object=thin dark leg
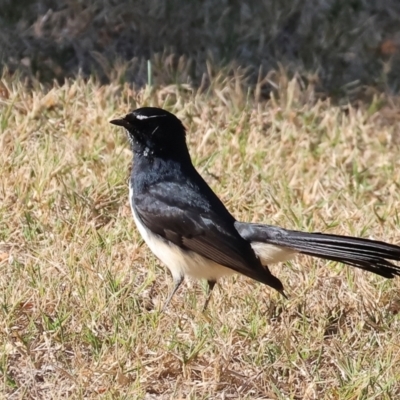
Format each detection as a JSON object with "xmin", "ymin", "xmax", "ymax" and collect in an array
[
  {"xmin": 202, "ymin": 280, "xmax": 217, "ymax": 312},
  {"xmin": 162, "ymin": 276, "xmax": 183, "ymax": 311}
]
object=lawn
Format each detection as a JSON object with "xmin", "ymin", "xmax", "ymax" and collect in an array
[{"xmin": 1, "ymin": 68, "xmax": 400, "ymax": 398}]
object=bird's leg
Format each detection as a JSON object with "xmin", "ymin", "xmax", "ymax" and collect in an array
[
  {"xmin": 202, "ymin": 280, "xmax": 217, "ymax": 312},
  {"xmin": 162, "ymin": 276, "xmax": 183, "ymax": 311}
]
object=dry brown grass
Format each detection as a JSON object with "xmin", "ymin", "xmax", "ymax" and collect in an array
[{"xmin": 1, "ymin": 69, "xmax": 400, "ymax": 399}]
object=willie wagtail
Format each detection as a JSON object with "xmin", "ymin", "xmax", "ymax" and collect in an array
[{"xmin": 110, "ymin": 107, "xmax": 400, "ymax": 310}]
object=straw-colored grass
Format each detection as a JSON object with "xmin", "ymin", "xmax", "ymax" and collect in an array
[{"xmin": 1, "ymin": 70, "xmax": 400, "ymax": 398}]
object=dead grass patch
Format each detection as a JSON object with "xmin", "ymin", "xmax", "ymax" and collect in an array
[{"xmin": 1, "ymin": 70, "xmax": 400, "ymax": 398}]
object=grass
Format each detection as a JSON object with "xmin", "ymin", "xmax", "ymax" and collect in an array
[{"xmin": 1, "ymin": 69, "xmax": 400, "ymax": 399}]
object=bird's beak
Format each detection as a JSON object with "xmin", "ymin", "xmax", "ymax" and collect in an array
[{"xmin": 109, "ymin": 118, "xmax": 132, "ymax": 129}]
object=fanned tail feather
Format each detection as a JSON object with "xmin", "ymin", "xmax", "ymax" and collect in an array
[{"xmin": 236, "ymin": 222, "xmax": 400, "ymax": 278}]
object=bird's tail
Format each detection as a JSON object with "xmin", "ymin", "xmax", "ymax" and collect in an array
[{"xmin": 235, "ymin": 222, "xmax": 400, "ymax": 278}]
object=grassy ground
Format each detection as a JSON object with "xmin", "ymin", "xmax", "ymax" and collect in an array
[{"xmin": 1, "ymin": 69, "xmax": 400, "ymax": 399}]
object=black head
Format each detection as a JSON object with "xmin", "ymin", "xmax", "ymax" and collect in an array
[{"xmin": 110, "ymin": 107, "xmax": 189, "ymax": 160}]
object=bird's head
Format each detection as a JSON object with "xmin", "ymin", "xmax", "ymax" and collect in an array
[{"xmin": 110, "ymin": 107, "xmax": 188, "ymax": 160}]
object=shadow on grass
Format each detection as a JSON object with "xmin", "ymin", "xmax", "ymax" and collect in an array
[{"xmin": 1, "ymin": 0, "xmax": 400, "ymax": 98}]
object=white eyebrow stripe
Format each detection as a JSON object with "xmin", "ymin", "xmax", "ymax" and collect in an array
[{"xmin": 135, "ymin": 114, "xmax": 168, "ymax": 120}]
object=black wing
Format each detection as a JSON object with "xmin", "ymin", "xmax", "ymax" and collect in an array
[{"xmin": 133, "ymin": 182, "xmax": 277, "ymax": 285}]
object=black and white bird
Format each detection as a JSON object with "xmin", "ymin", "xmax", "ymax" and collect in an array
[{"xmin": 110, "ymin": 107, "xmax": 400, "ymax": 310}]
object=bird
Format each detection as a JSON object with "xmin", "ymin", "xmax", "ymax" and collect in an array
[{"xmin": 110, "ymin": 107, "xmax": 400, "ymax": 310}]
